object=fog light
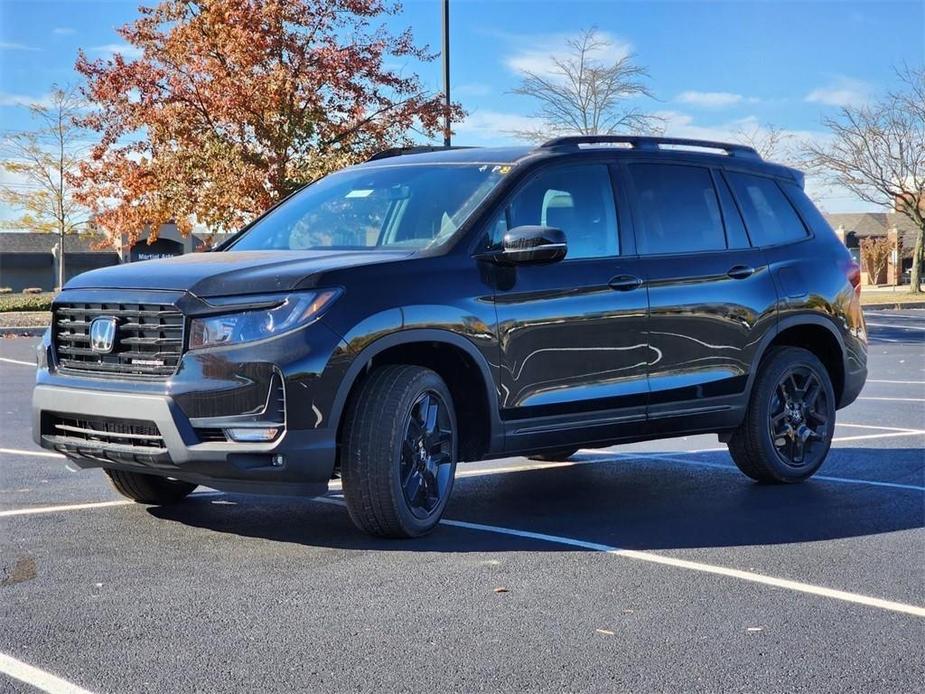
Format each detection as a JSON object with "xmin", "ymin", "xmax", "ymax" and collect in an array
[
  {"xmin": 272, "ymin": 454, "xmax": 285, "ymax": 468},
  {"xmin": 225, "ymin": 427, "xmax": 281, "ymax": 442}
]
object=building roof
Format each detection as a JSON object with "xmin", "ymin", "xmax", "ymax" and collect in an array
[
  {"xmin": 824, "ymin": 212, "xmax": 920, "ymax": 254},
  {"xmin": 0, "ymin": 232, "xmax": 117, "ymax": 254}
]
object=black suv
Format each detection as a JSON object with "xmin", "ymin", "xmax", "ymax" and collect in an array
[{"xmin": 33, "ymin": 136, "xmax": 867, "ymax": 537}]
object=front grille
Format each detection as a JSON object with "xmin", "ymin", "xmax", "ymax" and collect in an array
[
  {"xmin": 42, "ymin": 413, "xmax": 169, "ymax": 465},
  {"xmin": 54, "ymin": 301, "xmax": 184, "ymax": 378}
]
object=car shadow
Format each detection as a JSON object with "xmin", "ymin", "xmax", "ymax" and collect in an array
[{"xmin": 147, "ymin": 446, "xmax": 924, "ymax": 552}]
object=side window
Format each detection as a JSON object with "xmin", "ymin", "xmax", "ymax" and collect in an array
[
  {"xmin": 489, "ymin": 164, "xmax": 619, "ymax": 259},
  {"xmin": 780, "ymin": 181, "xmax": 832, "ymax": 236},
  {"xmin": 628, "ymin": 164, "xmax": 727, "ymax": 255},
  {"xmin": 726, "ymin": 172, "xmax": 809, "ymax": 246},
  {"xmin": 714, "ymin": 172, "xmax": 751, "ymax": 249}
]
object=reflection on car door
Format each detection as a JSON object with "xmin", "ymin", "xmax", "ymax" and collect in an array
[
  {"xmin": 487, "ymin": 162, "xmax": 651, "ymax": 452},
  {"xmin": 620, "ymin": 161, "xmax": 779, "ymax": 433}
]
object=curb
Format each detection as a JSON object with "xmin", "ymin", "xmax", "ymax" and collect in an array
[{"xmin": 0, "ymin": 326, "xmax": 46, "ymax": 337}]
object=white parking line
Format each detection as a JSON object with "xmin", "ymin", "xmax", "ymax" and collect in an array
[
  {"xmin": 312, "ymin": 497, "xmax": 925, "ymax": 618},
  {"xmin": 0, "ymin": 500, "xmax": 133, "ymax": 517},
  {"xmin": 0, "ymin": 356, "xmax": 34, "ymax": 367},
  {"xmin": 867, "ymin": 379, "xmax": 925, "ymax": 385},
  {"xmin": 857, "ymin": 396, "xmax": 925, "ymax": 403},
  {"xmin": 866, "ymin": 322, "xmax": 925, "ymax": 331},
  {"xmin": 835, "ymin": 422, "xmax": 924, "ymax": 432},
  {"xmin": 580, "ymin": 451, "xmax": 925, "ymax": 492},
  {"xmin": 0, "ymin": 447, "xmax": 64, "ymax": 459},
  {"xmin": 0, "ymin": 651, "xmax": 94, "ymax": 694}
]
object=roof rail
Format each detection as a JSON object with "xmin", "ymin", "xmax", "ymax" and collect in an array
[
  {"xmin": 539, "ymin": 135, "xmax": 761, "ymax": 160},
  {"xmin": 366, "ymin": 145, "xmax": 478, "ymax": 162}
]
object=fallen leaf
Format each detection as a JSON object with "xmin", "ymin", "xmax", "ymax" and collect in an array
[
  {"xmin": 493, "ymin": 587, "xmax": 509, "ymax": 593},
  {"xmin": 596, "ymin": 629, "xmax": 615, "ymax": 636}
]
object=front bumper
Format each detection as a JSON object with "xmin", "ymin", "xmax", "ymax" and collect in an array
[{"xmin": 33, "ymin": 384, "xmax": 333, "ymax": 496}]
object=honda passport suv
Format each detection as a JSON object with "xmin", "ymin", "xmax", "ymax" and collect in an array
[{"xmin": 32, "ymin": 136, "xmax": 867, "ymax": 537}]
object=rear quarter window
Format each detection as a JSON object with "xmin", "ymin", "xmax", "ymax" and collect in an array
[{"xmin": 726, "ymin": 171, "xmax": 809, "ymax": 247}]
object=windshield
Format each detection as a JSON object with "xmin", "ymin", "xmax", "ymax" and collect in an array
[{"xmin": 230, "ymin": 163, "xmax": 510, "ymax": 251}]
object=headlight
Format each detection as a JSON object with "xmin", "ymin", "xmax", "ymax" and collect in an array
[{"xmin": 189, "ymin": 290, "xmax": 340, "ymax": 350}]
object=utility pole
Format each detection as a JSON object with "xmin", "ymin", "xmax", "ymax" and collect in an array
[{"xmin": 442, "ymin": 0, "xmax": 451, "ymax": 147}]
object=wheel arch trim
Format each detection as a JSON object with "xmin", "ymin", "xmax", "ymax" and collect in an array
[{"xmin": 328, "ymin": 328, "xmax": 504, "ymax": 452}]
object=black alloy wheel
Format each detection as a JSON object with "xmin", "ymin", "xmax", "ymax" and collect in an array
[
  {"xmin": 768, "ymin": 365, "xmax": 832, "ymax": 469},
  {"xmin": 400, "ymin": 390, "xmax": 455, "ymax": 519}
]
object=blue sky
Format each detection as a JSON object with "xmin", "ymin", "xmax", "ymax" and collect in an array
[{"xmin": 1, "ymin": 0, "xmax": 924, "ymax": 213}]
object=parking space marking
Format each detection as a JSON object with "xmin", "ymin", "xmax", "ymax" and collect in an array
[
  {"xmin": 835, "ymin": 423, "xmax": 924, "ymax": 432},
  {"xmin": 866, "ymin": 322, "xmax": 925, "ymax": 331},
  {"xmin": 0, "ymin": 651, "xmax": 94, "ymax": 694},
  {"xmin": 857, "ymin": 396, "xmax": 925, "ymax": 403},
  {"xmin": 581, "ymin": 451, "xmax": 925, "ymax": 492},
  {"xmin": 0, "ymin": 492, "xmax": 222, "ymax": 518},
  {"xmin": 311, "ymin": 497, "xmax": 925, "ymax": 618},
  {"xmin": 0, "ymin": 357, "xmax": 34, "ymax": 367},
  {"xmin": 867, "ymin": 379, "xmax": 925, "ymax": 385},
  {"xmin": 0, "ymin": 447, "xmax": 65, "ymax": 459}
]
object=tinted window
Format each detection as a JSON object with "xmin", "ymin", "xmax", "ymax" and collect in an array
[
  {"xmin": 232, "ymin": 165, "xmax": 506, "ymax": 251},
  {"xmin": 489, "ymin": 164, "xmax": 619, "ymax": 259},
  {"xmin": 727, "ymin": 172, "xmax": 808, "ymax": 246},
  {"xmin": 781, "ymin": 181, "xmax": 832, "ymax": 236},
  {"xmin": 715, "ymin": 173, "xmax": 751, "ymax": 248},
  {"xmin": 628, "ymin": 164, "xmax": 726, "ymax": 254}
]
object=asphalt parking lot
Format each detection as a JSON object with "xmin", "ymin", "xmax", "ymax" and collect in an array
[{"xmin": 1, "ymin": 310, "xmax": 923, "ymax": 693}]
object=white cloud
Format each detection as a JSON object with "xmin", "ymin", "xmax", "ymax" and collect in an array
[
  {"xmin": 91, "ymin": 43, "xmax": 144, "ymax": 60},
  {"xmin": 453, "ymin": 109, "xmax": 544, "ymax": 145},
  {"xmin": 805, "ymin": 77, "xmax": 873, "ymax": 108},
  {"xmin": 455, "ymin": 83, "xmax": 493, "ymax": 97},
  {"xmin": 504, "ymin": 31, "xmax": 633, "ymax": 78},
  {"xmin": 52, "ymin": 27, "xmax": 76, "ymax": 36},
  {"xmin": 0, "ymin": 41, "xmax": 39, "ymax": 51},
  {"xmin": 0, "ymin": 92, "xmax": 55, "ymax": 108},
  {"xmin": 655, "ymin": 110, "xmax": 879, "ymax": 212},
  {"xmin": 676, "ymin": 91, "xmax": 756, "ymax": 108}
]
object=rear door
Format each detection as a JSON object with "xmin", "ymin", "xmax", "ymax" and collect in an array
[
  {"xmin": 619, "ymin": 160, "xmax": 779, "ymax": 432},
  {"xmin": 486, "ymin": 161, "xmax": 651, "ymax": 452}
]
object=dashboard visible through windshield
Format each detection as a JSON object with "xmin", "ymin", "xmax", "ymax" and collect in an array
[{"xmin": 230, "ymin": 163, "xmax": 511, "ymax": 252}]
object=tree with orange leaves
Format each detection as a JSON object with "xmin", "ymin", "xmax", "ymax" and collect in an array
[{"xmin": 75, "ymin": 0, "xmax": 462, "ymax": 244}]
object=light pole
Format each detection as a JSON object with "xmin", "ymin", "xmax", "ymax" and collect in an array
[{"xmin": 442, "ymin": 0, "xmax": 451, "ymax": 147}]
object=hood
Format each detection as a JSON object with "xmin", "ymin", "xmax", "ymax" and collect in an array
[{"xmin": 63, "ymin": 249, "xmax": 414, "ymax": 298}]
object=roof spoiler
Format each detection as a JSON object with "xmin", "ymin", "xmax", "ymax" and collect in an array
[
  {"xmin": 366, "ymin": 145, "xmax": 479, "ymax": 162},
  {"xmin": 539, "ymin": 135, "xmax": 762, "ymax": 160}
]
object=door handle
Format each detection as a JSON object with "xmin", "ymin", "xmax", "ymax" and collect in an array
[
  {"xmin": 727, "ymin": 265, "xmax": 755, "ymax": 280},
  {"xmin": 609, "ymin": 274, "xmax": 644, "ymax": 291}
]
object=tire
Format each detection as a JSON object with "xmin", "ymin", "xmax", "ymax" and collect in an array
[
  {"xmin": 341, "ymin": 365, "xmax": 458, "ymax": 538},
  {"xmin": 105, "ymin": 469, "xmax": 197, "ymax": 504},
  {"xmin": 728, "ymin": 347, "xmax": 836, "ymax": 483},
  {"xmin": 528, "ymin": 448, "xmax": 579, "ymax": 462}
]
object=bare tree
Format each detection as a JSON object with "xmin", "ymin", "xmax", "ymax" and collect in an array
[
  {"xmin": 733, "ymin": 122, "xmax": 794, "ymax": 163},
  {"xmin": 0, "ymin": 86, "xmax": 92, "ymax": 290},
  {"xmin": 509, "ymin": 28, "xmax": 660, "ymax": 142},
  {"xmin": 803, "ymin": 65, "xmax": 925, "ymax": 293}
]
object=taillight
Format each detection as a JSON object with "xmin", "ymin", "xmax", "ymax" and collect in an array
[{"xmin": 847, "ymin": 261, "xmax": 861, "ymax": 296}]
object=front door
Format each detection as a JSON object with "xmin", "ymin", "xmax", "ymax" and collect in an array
[{"xmin": 486, "ymin": 162, "xmax": 651, "ymax": 452}]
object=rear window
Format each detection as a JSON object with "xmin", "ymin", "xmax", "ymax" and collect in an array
[
  {"xmin": 780, "ymin": 181, "xmax": 833, "ymax": 236},
  {"xmin": 628, "ymin": 164, "xmax": 726, "ymax": 255},
  {"xmin": 726, "ymin": 172, "xmax": 808, "ymax": 246}
]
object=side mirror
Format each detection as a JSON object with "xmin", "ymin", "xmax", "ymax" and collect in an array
[{"xmin": 479, "ymin": 225, "xmax": 567, "ymax": 265}]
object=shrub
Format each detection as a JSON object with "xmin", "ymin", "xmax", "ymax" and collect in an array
[
  {"xmin": 0, "ymin": 287, "xmax": 12, "ymax": 294},
  {"xmin": 22, "ymin": 287, "xmax": 44, "ymax": 294},
  {"xmin": 0, "ymin": 293, "xmax": 54, "ymax": 312}
]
